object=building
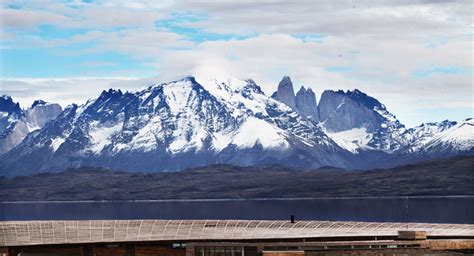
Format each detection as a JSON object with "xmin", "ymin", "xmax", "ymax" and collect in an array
[{"xmin": 1, "ymin": 219, "xmax": 473, "ymax": 255}]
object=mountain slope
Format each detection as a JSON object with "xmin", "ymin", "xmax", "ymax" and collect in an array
[
  {"xmin": 417, "ymin": 118, "xmax": 474, "ymax": 157},
  {"xmin": 0, "ymin": 75, "xmax": 472, "ymax": 177},
  {"xmin": 405, "ymin": 120, "xmax": 458, "ymax": 152}
]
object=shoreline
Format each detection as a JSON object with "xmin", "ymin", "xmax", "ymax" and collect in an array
[{"xmin": 2, "ymin": 195, "xmax": 474, "ymax": 203}]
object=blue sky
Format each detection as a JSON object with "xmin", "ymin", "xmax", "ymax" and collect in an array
[{"xmin": 0, "ymin": 0, "xmax": 472, "ymax": 127}]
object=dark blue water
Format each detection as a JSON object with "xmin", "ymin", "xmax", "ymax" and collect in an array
[{"xmin": 1, "ymin": 197, "xmax": 473, "ymax": 223}]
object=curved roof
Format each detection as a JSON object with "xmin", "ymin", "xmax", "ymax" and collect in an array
[{"xmin": 1, "ymin": 220, "xmax": 473, "ymax": 247}]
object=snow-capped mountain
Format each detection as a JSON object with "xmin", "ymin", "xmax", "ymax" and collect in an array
[
  {"xmin": 270, "ymin": 82, "xmax": 412, "ymax": 154},
  {"xmin": 0, "ymin": 96, "xmax": 62, "ymax": 154},
  {"xmin": 0, "ymin": 76, "xmax": 351, "ymax": 177},
  {"xmin": 415, "ymin": 118, "xmax": 473, "ymax": 157},
  {"xmin": 0, "ymin": 74, "xmax": 472, "ymax": 177},
  {"xmin": 405, "ymin": 120, "xmax": 458, "ymax": 152}
]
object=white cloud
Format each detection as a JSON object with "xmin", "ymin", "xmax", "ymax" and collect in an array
[
  {"xmin": 0, "ymin": 1, "xmax": 167, "ymax": 29},
  {"xmin": 0, "ymin": 77, "xmax": 156, "ymax": 108},
  {"xmin": 0, "ymin": 0, "xmax": 472, "ymax": 127},
  {"xmin": 0, "ymin": 8, "xmax": 69, "ymax": 30},
  {"xmin": 169, "ymin": 0, "xmax": 472, "ymax": 38},
  {"xmin": 153, "ymin": 33, "xmax": 472, "ymax": 127}
]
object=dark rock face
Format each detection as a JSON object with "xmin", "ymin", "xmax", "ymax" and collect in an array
[
  {"xmin": 26, "ymin": 101, "xmax": 63, "ymax": 131},
  {"xmin": 318, "ymin": 89, "xmax": 409, "ymax": 152},
  {"xmin": 318, "ymin": 90, "xmax": 383, "ymax": 133},
  {"xmin": 0, "ymin": 96, "xmax": 62, "ymax": 155},
  {"xmin": 272, "ymin": 76, "xmax": 296, "ymax": 109},
  {"xmin": 272, "ymin": 76, "xmax": 320, "ymax": 123},
  {"xmin": 295, "ymin": 86, "xmax": 319, "ymax": 122},
  {"xmin": 0, "ymin": 96, "xmax": 23, "ymax": 116}
]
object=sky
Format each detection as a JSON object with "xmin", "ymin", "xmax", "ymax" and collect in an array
[{"xmin": 0, "ymin": 0, "xmax": 472, "ymax": 128}]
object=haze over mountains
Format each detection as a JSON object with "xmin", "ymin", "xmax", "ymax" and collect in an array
[{"xmin": 0, "ymin": 73, "xmax": 472, "ymax": 177}]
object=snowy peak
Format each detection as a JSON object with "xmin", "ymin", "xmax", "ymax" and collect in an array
[
  {"xmin": 407, "ymin": 120, "xmax": 458, "ymax": 148},
  {"xmin": 0, "ymin": 95, "xmax": 23, "ymax": 117},
  {"xmin": 422, "ymin": 118, "xmax": 474, "ymax": 153}
]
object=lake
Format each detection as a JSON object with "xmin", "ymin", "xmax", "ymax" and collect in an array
[{"xmin": 1, "ymin": 196, "xmax": 473, "ymax": 223}]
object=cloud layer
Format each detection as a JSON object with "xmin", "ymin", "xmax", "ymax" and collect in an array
[{"xmin": 0, "ymin": 0, "xmax": 472, "ymax": 127}]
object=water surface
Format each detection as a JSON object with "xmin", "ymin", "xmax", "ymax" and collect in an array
[{"xmin": 1, "ymin": 197, "xmax": 473, "ymax": 223}]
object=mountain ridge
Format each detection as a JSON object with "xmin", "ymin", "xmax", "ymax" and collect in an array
[{"xmin": 0, "ymin": 74, "xmax": 472, "ymax": 177}]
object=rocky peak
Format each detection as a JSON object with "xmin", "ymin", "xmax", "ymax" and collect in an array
[
  {"xmin": 241, "ymin": 79, "xmax": 264, "ymax": 98},
  {"xmin": 272, "ymin": 76, "xmax": 296, "ymax": 109},
  {"xmin": 99, "ymin": 89, "xmax": 123, "ymax": 100},
  {"xmin": 31, "ymin": 100, "xmax": 47, "ymax": 108},
  {"xmin": 318, "ymin": 89, "xmax": 408, "ymax": 152},
  {"xmin": 319, "ymin": 89, "xmax": 389, "ymax": 132},
  {"xmin": 0, "ymin": 95, "xmax": 23, "ymax": 117},
  {"xmin": 25, "ymin": 100, "xmax": 62, "ymax": 131},
  {"xmin": 295, "ymin": 86, "xmax": 319, "ymax": 122}
]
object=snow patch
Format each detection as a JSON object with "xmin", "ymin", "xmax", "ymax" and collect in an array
[
  {"xmin": 50, "ymin": 137, "xmax": 65, "ymax": 152},
  {"xmin": 232, "ymin": 117, "xmax": 289, "ymax": 150},
  {"xmin": 162, "ymin": 80, "xmax": 194, "ymax": 114},
  {"xmin": 326, "ymin": 128, "xmax": 372, "ymax": 153},
  {"xmin": 88, "ymin": 121, "xmax": 123, "ymax": 153}
]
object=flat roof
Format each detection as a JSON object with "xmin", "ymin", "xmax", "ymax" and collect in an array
[{"xmin": 1, "ymin": 220, "xmax": 473, "ymax": 247}]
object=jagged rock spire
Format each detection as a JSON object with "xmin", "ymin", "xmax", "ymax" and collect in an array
[
  {"xmin": 272, "ymin": 76, "xmax": 296, "ymax": 109},
  {"xmin": 295, "ymin": 86, "xmax": 319, "ymax": 122}
]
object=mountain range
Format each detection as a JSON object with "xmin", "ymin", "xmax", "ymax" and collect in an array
[{"xmin": 0, "ymin": 73, "xmax": 472, "ymax": 177}]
